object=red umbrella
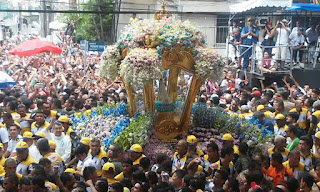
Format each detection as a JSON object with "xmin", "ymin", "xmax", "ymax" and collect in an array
[{"xmin": 9, "ymin": 38, "xmax": 62, "ymax": 57}]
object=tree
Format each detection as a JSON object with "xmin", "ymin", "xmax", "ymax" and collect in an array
[{"xmin": 60, "ymin": 0, "xmax": 113, "ymax": 43}]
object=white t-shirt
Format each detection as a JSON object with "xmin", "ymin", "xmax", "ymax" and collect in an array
[
  {"xmin": 0, "ymin": 127, "xmax": 9, "ymax": 144},
  {"xmin": 7, "ymin": 135, "xmax": 23, "ymax": 153},
  {"xmin": 289, "ymin": 32, "xmax": 305, "ymax": 46},
  {"xmin": 52, "ymin": 134, "xmax": 72, "ymax": 163},
  {"xmin": 276, "ymin": 28, "xmax": 290, "ymax": 45},
  {"xmin": 29, "ymin": 144, "xmax": 42, "ymax": 162},
  {"xmin": 77, "ymin": 156, "xmax": 95, "ymax": 173}
]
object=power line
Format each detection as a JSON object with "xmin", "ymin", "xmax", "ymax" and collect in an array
[
  {"xmin": 0, "ymin": 9, "xmax": 310, "ymax": 17},
  {"xmin": 0, "ymin": 9, "xmax": 231, "ymax": 15}
]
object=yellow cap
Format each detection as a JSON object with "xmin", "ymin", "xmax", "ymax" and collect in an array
[
  {"xmin": 58, "ymin": 115, "xmax": 70, "ymax": 123},
  {"xmin": 313, "ymin": 131, "xmax": 320, "ymax": 140},
  {"xmin": 127, "ymin": 144, "xmax": 143, "ymax": 153},
  {"xmin": 80, "ymin": 137, "xmax": 90, "ymax": 146},
  {"xmin": 275, "ymin": 114, "xmax": 285, "ymax": 120},
  {"xmin": 221, "ymin": 133, "xmax": 234, "ymax": 141},
  {"xmin": 197, "ymin": 165, "xmax": 203, "ymax": 172},
  {"xmin": 35, "ymin": 131, "xmax": 45, "ymax": 138},
  {"xmin": 16, "ymin": 141, "xmax": 28, "ymax": 150},
  {"xmin": 256, "ymin": 105, "xmax": 265, "ymax": 111},
  {"xmin": 49, "ymin": 140, "xmax": 56, "ymax": 149},
  {"xmin": 64, "ymin": 168, "xmax": 76, "ymax": 174},
  {"xmin": 187, "ymin": 135, "xmax": 197, "ymax": 145},
  {"xmin": 0, "ymin": 143, "xmax": 3, "ymax": 149},
  {"xmin": 102, "ymin": 162, "xmax": 115, "ymax": 171},
  {"xmin": 123, "ymin": 187, "xmax": 130, "ymax": 192},
  {"xmin": 23, "ymin": 131, "xmax": 34, "ymax": 139}
]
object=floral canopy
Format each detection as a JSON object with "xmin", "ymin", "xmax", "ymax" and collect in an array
[{"xmin": 100, "ymin": 16, "xmax": 224, "ymax": 85}]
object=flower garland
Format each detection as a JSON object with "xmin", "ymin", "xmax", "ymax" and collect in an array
[
  {"xmin": 120, "ymin": 48, "xmax": 162, "ymax": 85},
  {"xmin": 193, "ymin": 46, "xmax": 225, "ymax": 82},
  {"xmin": 100, "ymin": 44, "xmax": 121, "ymax": 79}
]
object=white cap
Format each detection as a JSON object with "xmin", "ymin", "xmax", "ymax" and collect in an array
[{"xmin": 210, "ymin": 94, "xmax": 219, "ymax": 100}]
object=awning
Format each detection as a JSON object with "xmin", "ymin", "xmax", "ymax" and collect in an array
[
  {"xmin": 286, "ymin": 3, "xmax": 320, "ymax": 12},
  {"xmin": 230, "ymin": 0, "xmax": 292, "ymax": 13}
]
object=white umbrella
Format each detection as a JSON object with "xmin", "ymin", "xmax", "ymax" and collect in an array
[
  {"xmin": 49, "ymin": 20, "xmax": 67, "ymax": 30},
  {"xmin": 0, "ymin": 71, "xmax": 16, "ymax": 89}
]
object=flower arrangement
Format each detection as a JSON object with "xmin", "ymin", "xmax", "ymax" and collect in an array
[
  {"xmin": 155, "ymin": 19, "xmax": 206, "ymax": 52},
  {"xmin": 116, "ymin": 18, "xmax": 205, "ymax": 53},
  {"xmin": 143, "ymin": 130, "xmax": 175, "ymax": 164},
  {"xmin": 71, "ymin": 103, "xmax": 128, "ymax": 144},
  {"xmin": 190, "ymin": 104, "xmax": 273, "ymax": 148},
  {"xmin": 100, "ymin": 44, "xmax": 121, "ymax": 79},
  {"xmin": 193, "ymin": 46, "xmax": 225, "ymax": 82},
  {"xmin": 114, "ymin": 113, "xmax": 153, "ymax": 150},
  {"xmin": 120, "ymin": 48, "xmax": 162, "ymax": 85}
]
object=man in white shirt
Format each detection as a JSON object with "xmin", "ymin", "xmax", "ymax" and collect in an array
[
  {"xmin": 0, "ymin": 125, "xmax": 9, "ymax": 152},
  {"xmin": 289, "ymin": 27, "xmax": 305, "ymax": 64},
  {"xmin": 74, "ymin": 145, "xmax": 95, "ymax": 178},
  {"xmin": 4, "ymin": 124, "xmax": 22, "ymax": 158},
  {"xmin": 272, "ymin": 19, "xmax": 291, "ymax": 70},
  {"xmin": 22, "ymin": 131, "xmax": 42, "ymax": 162},
  {"xmin": 42, "ymin": 121, "xmax": 72, "ymax": 163}
]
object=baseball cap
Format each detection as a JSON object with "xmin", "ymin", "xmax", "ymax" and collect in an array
[
  {"xmin": 187, "ymin": 135, "xmax": 197, "ymax": 146},
  {"xmin": 251, "ymin": 90, "xmax": 261, "ymax": 97},
  {"xmin": 210, "ymin": 94, "xmax": 219, "ymax": 100},
  {"xmin": 64, "ymin": 168, "xmax": 76, "ymax": 174},
  {"xmin": 35, "ymin": 131, "xmax": 45, "ymax": 138},
  {"xmin": 102, "ymin": 162, "xmax": 115, "ymax": 171},
  {"xmin": 49, "ymin": 140, "xmax": 56, "ymax": 149},
  {"xmin": 256, "ymin": 105, "xmax": 265, "ymax": 111},
  {"xmin": 79, "ymin": 137, "xmax": 90, "ymax": 146},
  {"xmin": 282, "ymin": 19, "xmax": 288, "ymax": 23},
  {"xmin": 313, "ymin": 131, "xmax": 320, "ymax": 140},
  {"xmin": 127, "ymin": 144, "xmax": 143, "ymax": 153},
  {"xmin": 16, "ymin": 141, "xmax": 28, "ymax": 150},
  {"xmin": 221, "ymin": 133, "xmax": 234, "ymax": 141},
  {"xmin": 275, "ymin": 114, "xmax": 285, "ymax": 120},
  {"xmin": 23, "ymin": 131, "xmax": 34, "ymax": 140},
  {"xmin": 58, "ymin": 115, "xmax": 70, "ymax": 123}
]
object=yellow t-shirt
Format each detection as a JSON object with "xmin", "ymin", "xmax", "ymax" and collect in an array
[
  {"xmin": 290, "ymin": 108, "xmax": 308, "ymax": 129},
  {"xmin": 45, "ymin": 180, "xmax": 58, "ymax": 191},
  {"xmin": 115, "ymin": 172, "xmax": 124, "ymax": 181}
]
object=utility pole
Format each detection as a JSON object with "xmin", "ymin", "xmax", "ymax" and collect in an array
[{"xmin": 41, "ymin": 0, "xmax": 47, "ymax": 37}]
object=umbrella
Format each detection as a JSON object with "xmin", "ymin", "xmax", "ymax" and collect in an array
[
  {"xmin": 49, "ymin": 20, "xmax": 67, "ymax": 30},
  {"xmin": 0, "ymin": 71, "xmax": 16, "ymax": 89},
  {"xmin": 8, "ymin": 38, "xmax": 62, "ymax": 57}
]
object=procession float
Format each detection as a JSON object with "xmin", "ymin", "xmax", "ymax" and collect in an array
[{"xmin": 71, "ymin": 1, "xmax": 273, "ymax": 161}]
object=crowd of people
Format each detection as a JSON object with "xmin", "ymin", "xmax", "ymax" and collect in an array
[
  {"xmin": 0, "ymin": 27, "xmax": 320, "ymax": 192},
  {"xmin": 229, "ymin": 18, "xmax": 320, "ymax": 80}
]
